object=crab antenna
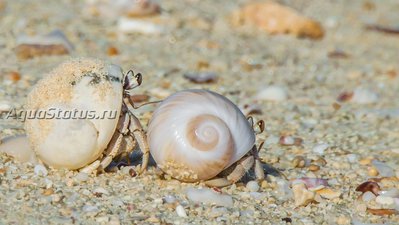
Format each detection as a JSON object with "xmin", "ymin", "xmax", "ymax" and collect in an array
[
  {"xmin": 257, "ymin": 141, "xmax": 265, "ymax": 153},
  {"xmin": 125, "ymin": 96, "xmax": 163, "ymax": 110}
]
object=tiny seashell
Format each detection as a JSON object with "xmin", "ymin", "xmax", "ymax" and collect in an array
[
  {"xmin": 118, "ymin": 18, "xmax": 164, "ymax": 34},
  {"xmin": 175, "ymin": 205, "xmax": 187, "ymax": 217},
  {"xmin": 34, "ymin": 164, "xmax": 48, "ymax": 176},
  {"xmin": 355, "ymin": 181, "xmax": 380, "ymax": 195},
  {"xmin": 15, "ymin": 30, "xmax": 73, "ymax": 60},
  {"xmin": 255, "ymin": 86, "xmax": 287, "ymax": 102},
  {"xmin": 0, "ymin": 135, "xmax": 37, "ymax": 163},
  {"xmin": 183, "ymin": 72, "xmax": 218, "ymax": 84},
  {"xmin": 186, "ymin": 187, "xmax": 233, "ymax": 207}
]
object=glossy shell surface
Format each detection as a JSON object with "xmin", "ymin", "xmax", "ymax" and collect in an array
[{"xmin": 148, "ymin": 89, "xmax": 255, "ymax": 181}]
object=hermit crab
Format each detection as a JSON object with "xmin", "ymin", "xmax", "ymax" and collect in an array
[
  {"xmin": 24, "ymin": 58, "xmax": 149, "ymax": 174},
  {"xmin": 148, "ymin": 89, "xmax": 265, "ymax": 187}
]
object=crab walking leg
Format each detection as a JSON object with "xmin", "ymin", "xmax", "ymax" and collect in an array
[
  {"xmin": 127, "ymin": 112, "xmax": 149, "ymax": 174},
  {"xmin": 205, "ymin": 155, "xmax": 255, "ymax": 187},
  {"xmin": 99, "ymin": 112, "xmax": 131, "ymax": 170},
  {"xmin": 251, "ymin": 145, "xmax": 265, "ymax": 181},
  {"xmin": 80, "ymin": 160, "xmax": 101, "ymax": 174}
]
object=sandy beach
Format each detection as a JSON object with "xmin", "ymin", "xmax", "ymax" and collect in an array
[{"xmin": 0, "ymin": 0, "xmax": 398, "ymax": 224}]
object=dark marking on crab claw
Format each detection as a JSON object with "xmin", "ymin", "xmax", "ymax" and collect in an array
[{"xmin": 257, "ymin": 120, "xmax": 265, "ymax": 133}]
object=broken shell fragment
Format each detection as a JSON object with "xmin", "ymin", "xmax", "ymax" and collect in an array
[
  {"xmin": 356, "ymin": 181, "xmax": 381, "ymax": 195},
  {"xmin": 118, "ymin": 18, "xmax": 164, "ymax": 34},
  {"xmin": 87, "ymin": 0, "xmax": 160, "ymax": 19},
  {"xmin": 15, "ymin": 30, "xmax": 73, "ymax": 60},
  {"xmin": 231, "ymin": 1, "xmax": 324, "ymax": 39},
  {"xmin": 183, "ymin": 72, "xmax": 218, "ymax": 84},
  {"xmin": 292, "ymin": 183, "xmax": 315, "ymax": 206},
  {"xmin": 186, "ymin": 187, "xmax": 233, "ymax": 207}
]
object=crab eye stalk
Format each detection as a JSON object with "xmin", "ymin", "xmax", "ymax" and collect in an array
[{"xmin": 135, "ymin": 73, "xmax": 142, "ymax": 86}]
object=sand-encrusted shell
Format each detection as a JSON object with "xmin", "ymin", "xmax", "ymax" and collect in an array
[
  {"xmin": 148, "ymin": 89, "xmax": 255, "ymax": 182},
  {"xmin": 24, "ymin": 58, "xmax": 123, "ymax": 169}
]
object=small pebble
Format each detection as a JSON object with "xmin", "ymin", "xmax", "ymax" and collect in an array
[
  {"xmin": 346, "ymin": 154, "xmax": 358, "ymax": 163},
  {"xmin": 34, "ymin": 164, "xmax": 48, "ymax": 176},
  {"xmin": 75, "ymin": 172, "xmax": 89, "ymax": 182},
  {"xmin": 93, "ymin": 187, "xmax": 109, "ymax": 196},
  {"xmin": 292, "ymin": 183, "xmax": 315, "ymax": 206},
  {"xmin": 368, "ymin": 166, "xmax": 379, "ymax": 177},
  {"xmin": 82, "ymin": 205, "xmax": 98, "ymax": 213},
  {"xmin": 15, "ymin": 30, "xmax": 73, "ymax": 60},
  {"xmin": 163, "ymin": 195, "xmax": 177, "ymax": 204},
  {"xmin": 371, "ymin": 160, "xmax": 395, "ymax": 177},
  {"xmin": 362, "ymin": 191, "xmax": 376, "ymax": 202},
  {"xmin": 316, "ymin": 188, "xmax": 341, "ymax": 199},
  {"xmin": 375, "ymin": 196, "xmax": 395, "ymax": 206},
  {"xmin": 0, "ymin": 101, "xmax": 11, "ymax": 112},
  {"xmin": 118, "ymin": 18, "xmax": 164, "ymax": 34},
  {"xmin": 351, "ymin": 88, "xmax": 378, "ymax": 104},
  {"xmin": 279, "ymin": 136, "xmax": 295, "ymax": 146},
  {"xmin": 255, "ymin": 86, "xmax": 287, "ymax": 102},
  {"xmin": 312, "ymin": 144, "xmax": 329, "ymax": 155},
  {"xmin": 186, "ymin": 187, "xmax": 233, "ymax": 207},
  {"xmin": 232, "ymin": 2, "xmax": 324, "ymax": 39},
  {"xmin": 175, "ymin": 205, "xmax": 187, "ymax": 217},
  {"xmin": 246, "ymin": 181, "xmax": 260, "ymax": 192},
  {"xmin": 308, "ymin": 164, "xmax": 320, "ymax": 172}
]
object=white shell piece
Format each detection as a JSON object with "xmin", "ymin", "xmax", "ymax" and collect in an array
[
  {"xmin": 0, "ymin": 135, "xmax": 37, "ymax": 163},
  {"xmin": 24, "ymin": 58, "xmax": 123, "ymax": 169},
  {"xmin": 148, "ymin": 89, "xmax": 255, "ymax": 181}
]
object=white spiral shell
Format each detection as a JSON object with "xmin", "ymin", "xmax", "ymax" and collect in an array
[{"xmin": 148, "ymin": 89, "xmax": 255, "ymax": 182}]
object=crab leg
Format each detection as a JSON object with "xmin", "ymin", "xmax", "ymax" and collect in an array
[
  {"xmin": 204, "ymin": 155, "xmax": 255, "ymax": 187},
  {"xmin": 99, "ymin": 112, "xmax": 131, "ymax": 170},
  {"xmin": 127, "ymin": 113, "xmax": 149, "ymax": 174},
  {"xmin": 80, "ymin": 160, "xmax": 101, "ymax": 174},
  {"xmin": 251, "ymin": 145, "xmax": 265, "ymax": 181}
]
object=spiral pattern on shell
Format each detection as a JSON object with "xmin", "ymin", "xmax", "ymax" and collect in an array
[{"xmin": 148, "ymin": 89, "xmax": 255, "ymax": 182}]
